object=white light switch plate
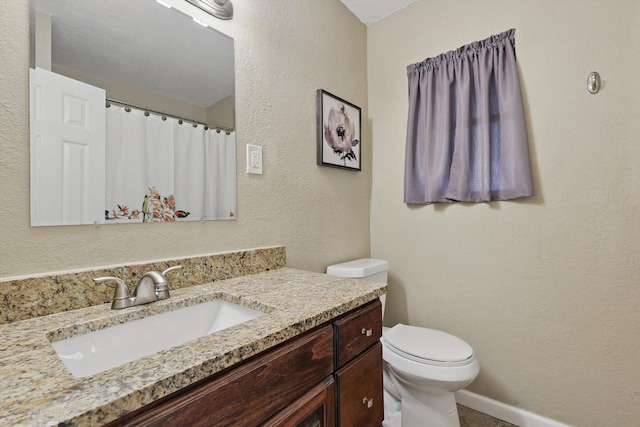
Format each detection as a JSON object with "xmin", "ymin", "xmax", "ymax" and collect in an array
[{"xmin": 246, "ymin": 144, "xmax": 263, "ymax": 174}]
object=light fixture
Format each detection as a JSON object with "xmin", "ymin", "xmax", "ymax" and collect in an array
[{"xmin": 185, "ymin": 0, "xmax": 233, "ymax": 20}]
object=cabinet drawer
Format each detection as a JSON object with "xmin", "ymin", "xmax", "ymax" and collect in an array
[
  {"xmin": 334, "ymin": 299, "xmax": 382, "ymax": 368},
  {"xmin": 111, "ymin": 325, "xmax": 334, "ymax": 427},
  {"xmin": 336, "ymin": 342, "xmax": 384, "ymax": 427}
]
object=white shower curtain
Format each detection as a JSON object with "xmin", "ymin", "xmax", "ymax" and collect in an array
[{"xmin": 105, "ymin": 105, "xmax": 236, "ymax": 222}]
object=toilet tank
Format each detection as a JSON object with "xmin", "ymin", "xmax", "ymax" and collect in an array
[{"xmin": 326, "ymin": 259, "xmax": 389, "ymax": 319}]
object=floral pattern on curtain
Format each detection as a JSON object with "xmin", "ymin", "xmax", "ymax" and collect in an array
[
  {"xmin": 404, "ymin": 28, "xmax": 534, "ymax": 204},
  {"xmin": 105, "ymin": 105, "xmax": 236, "ymax": 222}
]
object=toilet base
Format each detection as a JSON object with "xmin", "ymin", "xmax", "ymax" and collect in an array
[
  {"xmin": 382, "ymin": 410, "xmax": 401, "ymax": 427},
  {"xmin": 398, "ymin": 391, "xmax": 461, "ymax": 427},
  {"xmin": 383, "ymin": 388, "xmax": 402, "ymax": 427},
  {"xmin": 383, "ymin": 387, "xmax": 462, "ymax": 427}
]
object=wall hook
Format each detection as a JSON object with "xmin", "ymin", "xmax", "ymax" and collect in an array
[{"xmin": 587, "ymin": 71, "xmax": 601, "ymax": 94}]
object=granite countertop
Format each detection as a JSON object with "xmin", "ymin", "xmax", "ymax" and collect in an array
[{"xmin": 0, "ymin": 268, "xmax": 386, "ymax": 426}]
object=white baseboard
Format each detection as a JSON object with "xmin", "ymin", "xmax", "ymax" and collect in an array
[{"xmin": 455, "ymin": 390, "xmax": 573, "ymax": 427}]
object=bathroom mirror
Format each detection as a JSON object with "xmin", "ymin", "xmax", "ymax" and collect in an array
[{"xmin": 29, "ymin": 0, "xmax": 236, "ymax": 226}]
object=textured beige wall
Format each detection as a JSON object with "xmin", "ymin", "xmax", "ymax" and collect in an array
[
  {"xmin": 368, "ymin": 1, "xmax": 640, "ymax": 426},
  {"xmin": 0, "ymin": 0, "xmax": 370, "ymax": 278}
]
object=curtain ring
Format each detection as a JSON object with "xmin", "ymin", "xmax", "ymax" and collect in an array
[
  {"xmin": 178, "ymin": 119, "xmax": 183, "ymax": 125},
  {"xmin": 144, "ymin": 110, "xmax": 150, "ymax": 117},
  {"xmin": 216, "ymin": 128, "xmax": 221, "ymax": 133},
  {"xmin": 192, "ymin": 122, "xmax": 198, "ymax": 128},
  {"xmin": 125, "ymin": 106, "xmax": 131, "ymax": 112},
  {"xmin": 161, "ymin": 114, "xmax": 167, "ymax": 121},
  {"xmin": 106, "ymin": 101, "xmax": 111, "ymax": 108},
  {"xmin": 204, "ymin": 125, "xmax": 209, "ymax": 130}
]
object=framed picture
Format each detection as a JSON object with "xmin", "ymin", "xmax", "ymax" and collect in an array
[{"xmin": 317, "ymin": 89, "xmax": 361, "ymax": 171}]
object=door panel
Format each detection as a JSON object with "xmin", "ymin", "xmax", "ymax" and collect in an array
[{"xmin": 30, "ymin": 67, "xmax": 105, "ymax": 226}]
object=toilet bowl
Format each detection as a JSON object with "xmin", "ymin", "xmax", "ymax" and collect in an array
[
  {"xmin": 382, "ymin": 324, "xmax": 479, "ymax": 427},
  {"xmin": 327, "ymin": 259, "xmax": 480, "ymax": 427}
]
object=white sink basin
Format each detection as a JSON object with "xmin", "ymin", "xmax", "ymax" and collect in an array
[{"xmin": 50, "ymin": 300, "xmax": 266, "ymax": 378}]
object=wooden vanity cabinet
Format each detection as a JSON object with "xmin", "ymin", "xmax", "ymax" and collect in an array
[
  {"xmin": 106, "ymin": 300, "xmax": 383, "ymax": 427},
  {"xmin": 108, "ymin": 325, "xmax": 334, "ymax": 427},
  {"xmin": 334, "ymin": 300, "xmax": 384, "ymax": 427}
]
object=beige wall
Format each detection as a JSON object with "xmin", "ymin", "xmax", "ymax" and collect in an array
[
  {"xmin": 0, "ymin": 0, "xmax": 371, "ymax": 278},
  {"xmin": 207, "ymin": 95, "xmax": 235, "ymax": 130},
  {"xmin": 368, "ymin": 1, "xmax": 640, "ymax": 426}
]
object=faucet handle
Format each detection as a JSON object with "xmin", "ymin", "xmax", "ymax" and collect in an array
[
  {"xmin": 162, "ymin": 265, "xmax": 182, "ymax": 276},
  {"xmin": 93, "ymin": 276, "xmax": 132, "ymax": 309},
  {"xmin": 155, "ymin": 265, "xmax": 182, "ymax": 300}
]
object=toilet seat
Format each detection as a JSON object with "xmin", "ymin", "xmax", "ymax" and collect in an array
[{"xmin": 383, "ymin": 324, "xmax": 474, "ymax": 367}]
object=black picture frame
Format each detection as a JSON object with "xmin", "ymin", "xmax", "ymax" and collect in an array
[{"xmin": 316, "ymin": 89, "xmax": 362, "ymax": 171}]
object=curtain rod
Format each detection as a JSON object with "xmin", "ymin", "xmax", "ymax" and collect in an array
[{"xmin": 105, "ymin": 98, "xmax": 234, "ymax": 134}]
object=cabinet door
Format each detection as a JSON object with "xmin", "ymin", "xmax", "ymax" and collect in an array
[
  {"xmin": 263, "ymin": 376, "xmax": 335, "ymax": 427},
  {"xmin": 336, "ymin": 343, "xmax": 383, "ymax": 427}
]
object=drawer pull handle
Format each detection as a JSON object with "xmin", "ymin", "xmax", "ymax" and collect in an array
[
  {"xmin": 362, "ymin": 397, "xmax": 374, "ymax": 408},
  {"xmin": 362, "ymin": 327, "xmax": 372, "ymax": 337}
]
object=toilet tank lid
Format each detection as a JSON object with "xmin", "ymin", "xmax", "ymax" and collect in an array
[{"xmin": 326, "ymin": 258, "xmax": 389, "ymax": 278}]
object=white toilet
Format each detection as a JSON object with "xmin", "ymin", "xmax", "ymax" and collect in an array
[{"xmin": 327, "ymin": 259, "xmax": 480, "ymax": 427}]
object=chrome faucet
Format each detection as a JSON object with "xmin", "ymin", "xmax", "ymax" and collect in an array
[{"xmin": 94, "ymin": 266, "xmax": 182, "ymax": 309}]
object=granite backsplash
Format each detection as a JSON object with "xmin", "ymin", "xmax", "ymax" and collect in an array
[{"xmin": 0, "ymin": 246, "xmax": 286, "ymax": 325}]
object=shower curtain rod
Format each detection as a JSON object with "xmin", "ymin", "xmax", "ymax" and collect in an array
[{"xmin": 105, "ymin": 97, "xmax": 234, "ymax": 134}]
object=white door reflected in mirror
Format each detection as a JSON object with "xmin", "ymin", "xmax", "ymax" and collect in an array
[{"xmin": 29, "ymin": 68, "xmax": 105, "ymax": 226}]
